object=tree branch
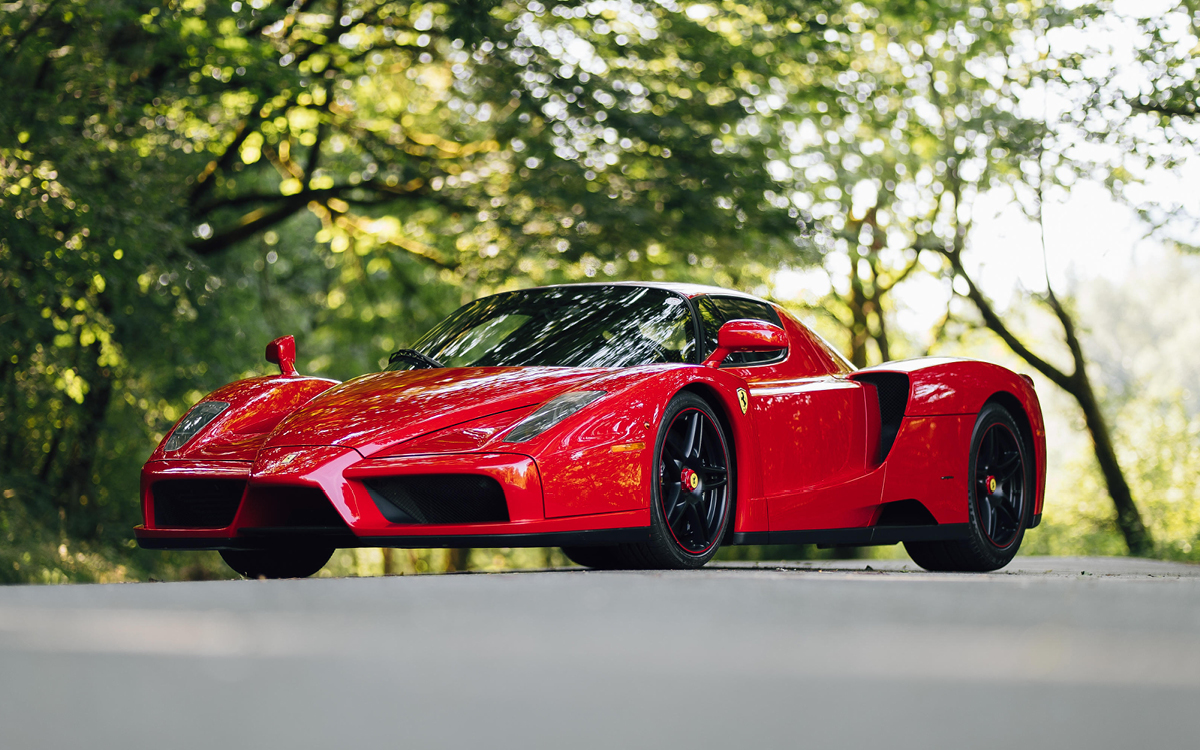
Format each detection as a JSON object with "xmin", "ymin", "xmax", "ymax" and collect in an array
[
  {"xmin": 190, "ymin": 117, "xmax": 259, "ymax": 210},
  {"xmin": 189, "ymin": 196, "xmax": 313, "ymax": 255},
  {"xmin": 941, "ymin": 251, "xmax": 1073, "ymax": 392}
]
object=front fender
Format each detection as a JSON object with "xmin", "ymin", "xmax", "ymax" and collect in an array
[{"xmin": 151, "ymin": 375, "xmax": 340, "ymax": 462}]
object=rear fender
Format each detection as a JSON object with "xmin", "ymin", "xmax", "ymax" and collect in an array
[{"xmin": 858, "ymin": 357, "xmax": 1046, "ymax": 518}]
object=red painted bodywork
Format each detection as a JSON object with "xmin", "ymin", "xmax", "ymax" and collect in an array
[{"xmin": 136, "ymin": 282, "xmax": 1047, "ymax": 551}]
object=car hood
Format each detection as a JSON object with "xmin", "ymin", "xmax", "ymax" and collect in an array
[{"xmin": 263, "ymin": 366, "xmax": 610, "ymax": 456}]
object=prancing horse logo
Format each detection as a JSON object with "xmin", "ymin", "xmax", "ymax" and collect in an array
[{"xmin": 737, "ymin": 388, "xmax": 748, "ymax": 414}]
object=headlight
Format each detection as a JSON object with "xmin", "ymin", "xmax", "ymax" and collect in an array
[
  {"xmin": 164, "ymin": 401, "xmax": 229, "ymax": 451},
  {"xmin": 502, "ymin": 391, "xmax": 605, "ymax": 443}
]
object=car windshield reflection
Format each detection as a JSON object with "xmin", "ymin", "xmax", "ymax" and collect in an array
[{"xmin": 389, "ymin": 285, "xmax": 696, "ymax": 369}]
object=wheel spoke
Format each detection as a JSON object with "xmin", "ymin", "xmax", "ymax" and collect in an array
[
  {"xmin": 686, "ymin": 412, "xmax": 703, "ymax": 458},
  {"xmin": 982, "ymin": 497, "xmax": 997, "ymax": 539},
  {"xmin": 663, "ymin": 434, "xmax": 687, "ymax": 465},
  {"xmin": 705, "ymin": 478, "xmax": 727, "ymax": 489},
  {"xmin": 667, "ymin": 496, "xmax": 687, "ymax": 525},
  {"xmin": 663, "ymin": 481, "xmax": 683, "ymax": 515},
  {"xmin": 994, "ymin": 495, "xmax": 1018, "ymax": 525},
  {"xmin": 996, "ymin": 451, "xmax": 1022, "ymax": 481}
]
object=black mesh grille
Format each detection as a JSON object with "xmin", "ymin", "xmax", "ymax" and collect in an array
[
  {"xmin": 252, "ymin": 486, "xmax": 347, "ymax": 527},
  {"xmin": 363, "ymin": 475, "xmax": 509, "ymax": 525},
  {"xmin": 853, "ymin": 372, "xmax": 910, "ymax": 462},
  {"xmin": 153, "ymin": 479, "xmax": 245, "ymax": 528}
]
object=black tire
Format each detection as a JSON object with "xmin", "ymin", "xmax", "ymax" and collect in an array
[
  {"xmin": 905, "ymin": 402, "xmax": 1033, "ymax": 572},
  {"xmin": 220, "ymin": 546, "xmax": 334, "ymax": 579},
  {"xmin": 560, "ymin": 545, "xmax": 624, "ymax": 569},
  {"xmin": 618, "ymin": 392, "xmax": 733, "ymax": 570}
]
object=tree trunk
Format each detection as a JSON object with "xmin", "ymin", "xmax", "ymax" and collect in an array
[
  {"xmin": 1069, "ymin": 368, "xmax": 1152, "ymax": 555},
  {"xmin": 445, "ymin": 548, "xmax": 471, "ymax": 572},
  {"xmin": 57, "ymin": 365, "xmax": 113, "ymax": 539}
]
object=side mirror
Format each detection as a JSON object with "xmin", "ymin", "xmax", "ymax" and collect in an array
[
  {"xmin": 266, "ymin": 335, "xmax": 299, "ymax": 377},
  {"xmin": 702, "ymin": 320, "xmax": 788, "ymax": 368}
]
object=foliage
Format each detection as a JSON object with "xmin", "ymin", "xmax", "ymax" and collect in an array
[
  {"xmin": 1024, "ymin": 395, "xmax": 1200, "ymax": 561},
  {"xmin": 1, "ymin": 0, "xmax": 1198, "ymax": 581},
  {"xmin": 0, "ymin": 0, "xmax": 839, "ymax": 582}
]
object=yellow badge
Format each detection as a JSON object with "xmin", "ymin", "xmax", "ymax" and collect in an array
[
  {"xmin": 737, "ymin": 388, "xmax": 749, "ymax": 414},
  {"xmin": 987, "ymin": 477, "xmax": 998, "ymax": 493}
]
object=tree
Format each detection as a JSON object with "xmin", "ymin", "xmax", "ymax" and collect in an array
[
  {"xmin": 1, "ymin": 0, "xmax": 847, "ymax": 579},
  {"xmin": 776, "ymin": 0, "xmax": 1153, "ymax": 553}
]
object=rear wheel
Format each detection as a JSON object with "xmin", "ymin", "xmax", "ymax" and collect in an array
[
  {"xmin": 905, "ymin": 403, "xmax": 1032, "ymax": 572},
  {"xmin": 220, "ymin": 546, "xmax": 334, "ymax": 579}
]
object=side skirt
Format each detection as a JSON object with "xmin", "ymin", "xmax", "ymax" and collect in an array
[
  {"xmin": 731, "ymin": 523, "xmax": 970, "ymax": 548},
  {"xmin": 137, "ymin": 526, "xmax": 651, "ymax": 552}
]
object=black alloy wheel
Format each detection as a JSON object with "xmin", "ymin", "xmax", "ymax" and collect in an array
[
  {"xmin": 658, "ymin": 405, "xmax": 730, "ymax": 554},
  {"xmin": 904, "ymin": 402, "xmax": 1032, "ymax": 572},
  {"xmin": 974, "ymin": 421, "xmax": 1026, "ymax": 549},
  {"xmin": 220, "ymin": 546, "xmax": 334, "ymax": 579},
  {"xmin": 621, "ymin": 392, "xmax": 733, "ymax": 569}
]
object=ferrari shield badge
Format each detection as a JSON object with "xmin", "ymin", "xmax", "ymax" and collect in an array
[{"xmin": 737, "ymin": 388, "xmax": 749, "ymax": 414}]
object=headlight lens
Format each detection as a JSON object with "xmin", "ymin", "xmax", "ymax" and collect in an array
[
  {"xmin": 502, "ymin": 391, "xmax": 605, "ymax": 443},
  {"xmin": 164, "ymin": 401, "xmax": 229, "ymax": 451}
]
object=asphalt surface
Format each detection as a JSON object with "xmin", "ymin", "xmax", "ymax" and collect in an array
[{"xmin": 1, "ymin": 556, "xmax": 1197, "ymax": 749}]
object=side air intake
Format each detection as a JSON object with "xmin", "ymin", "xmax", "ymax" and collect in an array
[
  {"xmin": 363, "ymin": 475, "xmax": 509, "ymax": 525},
  {"xmin": 153, "ymin": 479, "xmax": 246, "ymax": 528},
  {"xmin": 852, "ymin": 372, "xmax": 910, "ymax": 462}
]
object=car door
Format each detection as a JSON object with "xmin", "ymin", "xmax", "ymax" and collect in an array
[{"xmin": 696, "ymin": 297, "xmax": 880, "ymax": 529}]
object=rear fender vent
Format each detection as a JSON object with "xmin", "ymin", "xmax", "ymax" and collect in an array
[
  {"xmin": 363, "ymin": 475, "xmax": 509, "ymax": 525},
  {"xmin": 153, "ymin": 479, "xmax": 246, "ymax": 528},
  {"xmin": 852, "ymin": 372, "xmax": 910, "ymax": 462}
]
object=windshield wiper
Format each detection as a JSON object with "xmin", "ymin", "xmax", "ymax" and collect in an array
[{"xmin": 388, "ymin": 349, "xmax": 445, "ymax": 369}]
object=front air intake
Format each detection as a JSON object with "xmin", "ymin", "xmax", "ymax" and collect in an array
[
  {"xmin": 363, "ymin": 475, "xmax": 509, "ymax": 525},
  {"xmin": 152, "ymin": 479, "xmax": 246, "ymax": 528}
]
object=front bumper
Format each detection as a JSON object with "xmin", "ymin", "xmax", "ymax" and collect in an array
[{"xmin": 136, "ymin": 448, "xmax": 650, "ymax": 550}]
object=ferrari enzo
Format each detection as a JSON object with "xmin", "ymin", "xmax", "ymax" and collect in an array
[{"xmin": 136, "ymin": 282, "xmax": 1045, "ymax": 577}]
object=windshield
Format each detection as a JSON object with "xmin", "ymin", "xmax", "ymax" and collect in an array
[{"xmin": 392, "ymin": 286, "xmax": 697, "ymax": 369}]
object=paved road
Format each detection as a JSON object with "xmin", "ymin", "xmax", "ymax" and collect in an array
[{"xmin": 1, "ymin": 556, "xmax": 1197, "ymax": 749}]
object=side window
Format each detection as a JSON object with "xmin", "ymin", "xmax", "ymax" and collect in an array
[{"xmin": 698, "ymin": 296, "xmax": 788, "ymax": 366}]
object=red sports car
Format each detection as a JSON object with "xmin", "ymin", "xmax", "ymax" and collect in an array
[{"xmin": 137, "ymin": 282, "xmax": 1045, "ymax": 577}]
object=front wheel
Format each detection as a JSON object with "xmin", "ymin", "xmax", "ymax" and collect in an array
[
  {"xmin": 620, "ymin": 392, "xmax": 733, "ymax": 569},
  {"xmin": 220, "ymin": 546, "xmax": 334, "ymax": 579},
  {"xmin": 905, "ymin": 402, "xmax": 1033, "ymax": 572}
]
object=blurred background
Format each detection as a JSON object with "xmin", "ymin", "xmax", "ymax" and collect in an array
[{"xmin": 1, "ymin": 0, "xmax": 1197, "ymax": 583}]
